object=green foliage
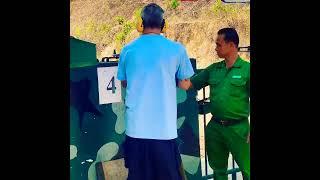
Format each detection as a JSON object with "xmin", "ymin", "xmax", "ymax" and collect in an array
[
  {"xmin": 211, "ymin": 0, "xmax": 237, "ymax": 16},
  {"xmin": 170, "ymin": 0, "xmax": 180, "ymax": 9},
  {"xmin": 73, "ymin": 20, "xmax": 111, "ymax": 42},
  {"xmin": 115, "ymin": 20, "xmax": 134, "ymax": 47},
  {"xmin": 133, "ymin": 7, "xmax": 143, "ymax": 20},
  {"xmin": 115, "ymin": 16, "xmax": 125, "ymax": 25},
  {"xmin": 74, "ymin": 26, "xmax": 82, "ymax": 37}
]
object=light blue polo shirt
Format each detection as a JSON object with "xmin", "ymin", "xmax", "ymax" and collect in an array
[{"xmin": 117, "ymin": 34, "xmax": 194, "ymax": 140}]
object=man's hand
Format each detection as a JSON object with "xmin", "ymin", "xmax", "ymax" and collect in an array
[
  {"xmin": 246, "ymin": 133, "xmax": 250, "ymax": 144},
  {"xmin": 178, "ymin": 79, "xmax": 192, "ymax": 90},
  {"xmin": 121, "ymin": 80, "xmax": 127, "ymax": 88}
]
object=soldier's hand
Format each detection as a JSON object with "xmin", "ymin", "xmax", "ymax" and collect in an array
[
  {"xmin": 178, "ymin": 79, "xmax": 192, "ymax": 90},
  {"xmin": 246, "ymin": 133, "xmax": 250, "ymax": 144}
]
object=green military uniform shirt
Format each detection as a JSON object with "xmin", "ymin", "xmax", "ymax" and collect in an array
[{"xmin": 191, "ymin": 56, "xmax": 250, "ymax": 120}]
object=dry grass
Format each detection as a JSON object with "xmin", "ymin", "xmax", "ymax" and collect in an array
[{"xmin": 70, "ymin": 0, "xmax": 250, "ymax": 68}]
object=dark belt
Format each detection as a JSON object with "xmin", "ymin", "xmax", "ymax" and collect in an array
[{"xmin": 212, "ymin": 117, "xmax": 246, "ymax": 126}]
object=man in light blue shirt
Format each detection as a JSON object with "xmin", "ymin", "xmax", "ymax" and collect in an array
[{"xmin": 117, "ymin": 3, "xmax": 194, "ymax": 180}]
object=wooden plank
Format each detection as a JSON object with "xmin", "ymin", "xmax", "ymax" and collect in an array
[{"xmin": 96, "ymin": 158, "xmax": 128, "ymax": 180}]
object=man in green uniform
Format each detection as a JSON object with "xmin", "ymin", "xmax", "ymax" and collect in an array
[{"xmin": 179, "ymin": 28, "xmax": 250, "ymax": 180}]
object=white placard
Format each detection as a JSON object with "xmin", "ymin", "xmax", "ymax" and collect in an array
[{"xmin": 97, "ymin": 66, "xmax": 122, "ymax": 104}]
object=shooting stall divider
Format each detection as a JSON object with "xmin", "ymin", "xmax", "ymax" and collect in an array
[{"xmin": 70, "ymin": 37, "xmax": 201, "ymax": 180}]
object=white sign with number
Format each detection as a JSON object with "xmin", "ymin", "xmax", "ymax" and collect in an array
[{"xmin": 97, "ymin": 66, "xmax": 122, "ymax": 104}]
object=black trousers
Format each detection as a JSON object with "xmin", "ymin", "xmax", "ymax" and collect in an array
[{"xmin": 123, "ymin": 135, "xmax": 183, "ymax": 180}]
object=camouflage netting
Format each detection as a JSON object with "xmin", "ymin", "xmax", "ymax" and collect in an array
[{"xmin": 70, "ymin": 37, "xmax": 202, "ymax": 180}]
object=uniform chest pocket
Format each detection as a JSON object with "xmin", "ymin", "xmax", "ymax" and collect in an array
[
  {"xmin": 229, "ymin": 78, "xmax": 247, "ymax": 97},
  {"xmin": 230, "ymin": 78, "xmax": 246, "ymax": 86}
]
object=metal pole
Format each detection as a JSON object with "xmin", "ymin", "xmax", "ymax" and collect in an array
[
  {"xmin": 202, "ymin": 168, "xmax": 241, "ymax": 180},
  {"xmin": 203, "ymin": 88, "xmax": 208, "ymax": 177},
  {"xmin": 232, "ymin": 156, "xmax": 236, "ymax": 180}
]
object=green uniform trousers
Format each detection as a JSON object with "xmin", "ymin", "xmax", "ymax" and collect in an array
[{"xmin": 205, "ymin": 119, "xmax": 250, "ymax": 180}]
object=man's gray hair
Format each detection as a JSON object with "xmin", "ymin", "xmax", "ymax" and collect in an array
[{"xmin": 141, "ymin": 3, "xmax": 164, "ymax": 29}]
